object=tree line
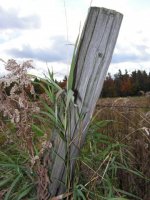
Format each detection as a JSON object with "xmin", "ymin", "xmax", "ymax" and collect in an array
[
  {"xmin": 4, "ymin": 69, "xmax": 149, "ymax": 99},
  {"xmin": 101, "ymin": 70, "xmax": 150, "ymax": 97}
]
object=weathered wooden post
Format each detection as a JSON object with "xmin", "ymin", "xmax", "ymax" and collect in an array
[{"xmin": 49, "ymin": 7, "xmax": 123, "ymax": 197}]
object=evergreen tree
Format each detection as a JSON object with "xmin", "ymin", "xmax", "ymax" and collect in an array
[{"xmin": 101, "ymin": 69, "xmax": 150, "ymax": 97}]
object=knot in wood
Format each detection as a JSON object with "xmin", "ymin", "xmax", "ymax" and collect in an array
[{"xmin": 98, "ymin": 52, "xmax": 103, "ymax": 58}]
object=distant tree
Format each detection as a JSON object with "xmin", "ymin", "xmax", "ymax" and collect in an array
[
  {"xmin": 120, "ymin": 78, "xmax": 133, "ymax": 96},
  {"xmin": 101, "ymin": 73, "xmax": 117, "ymax": 97},
  {"xmin": 114, "ymin": 69, "xmax": 123, "ymax": 96},
  {"xmin": 101, "ymin": 69, "xmax": 150, "ymax": 98}
]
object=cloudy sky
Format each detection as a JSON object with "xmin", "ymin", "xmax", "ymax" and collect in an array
[{"xmin": 0, "ymin": 0, "xmax": 150, "ymax": 79}]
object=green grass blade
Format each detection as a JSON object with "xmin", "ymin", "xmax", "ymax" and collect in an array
[
  {"xmin": 0, "ymin": 163, "xmax": 24, "ymax": 170},
  {"xmin": 114, "ymin": 188, "xmax": 142, "ymax": 200},
  {"xmin": 0, "ymin": 176, "xmax": 13, "ymax": 187},
  {"xmin": 4, "ymin": 174, "xmax": 22, "ymax": 200},
  {"xmin": 46, "ymin": 68, "xmax": 63, "ymax": 91},
  {"xmin": 17, "ymin": 184, "xmax": 33, "ymax": 200},
  {"xmin": 0, "ymin": 151, "xmax": 14, "ymax": 163},
  {"xmin": 32, "ymin": 124, "xmax": 44, "ymax": 137}
]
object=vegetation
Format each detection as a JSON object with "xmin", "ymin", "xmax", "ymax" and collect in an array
[
  {"xmin": 101, "ymin": 69, "xmax": 150, "ymax": 97},
  {"xmin": 95, "ymin": 97, "xmax": 150, "ymax": 199},
  {"xmin": 0, "ymin": 59, "xmax": 150, "ymax": 199}
]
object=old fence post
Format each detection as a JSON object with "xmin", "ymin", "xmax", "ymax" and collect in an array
[{"xmin": 49, "ymin": 7, "xmax": 123, "ymax": 197}]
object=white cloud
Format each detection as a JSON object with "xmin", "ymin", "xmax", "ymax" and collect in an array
[
  {"xmin": 0, "ymin": 0, "xmax": 150, "ymax": 79},
  {"xmin": 6, "ymin": 35, "xmax": 74, "ymax": 63},
  {"xmin": 0, "ymin": 6, "xmax": 40, "ymax": 29}
]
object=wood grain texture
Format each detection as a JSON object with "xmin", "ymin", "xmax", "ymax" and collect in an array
[{"xmin": 49, "ymin": 7, "xmax": 123, "ymax": 197}]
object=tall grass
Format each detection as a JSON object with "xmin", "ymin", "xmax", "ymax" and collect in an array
[
  {"xmin": 32, "ymin": 74, "xmax": 150, "ymax": 199},
  {"xmin": 0, "ymin": 143, "xmax": 36, "ymax": 200},
  {"xmin": 0, "ymin": 60, "xmax": 149, "ymax": 199},
  {"xmin": 93, "ymin": 97, "xmax": 150, "ymax": 199}
]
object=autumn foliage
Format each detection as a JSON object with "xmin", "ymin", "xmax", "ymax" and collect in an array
[{"xmin": 101, "ymin": 69, "xmax": 150, "ymax": 97}]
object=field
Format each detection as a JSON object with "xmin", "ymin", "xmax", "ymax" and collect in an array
[
  {"xmin": 0, "ymin": 93, "xmax": 150, "ymax": 199},
  {"xmin": 91, "ymin": 96, "xmax": 150, "ymax": 199}
]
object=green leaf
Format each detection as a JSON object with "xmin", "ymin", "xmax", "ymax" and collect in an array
[
  {"xmin": 76, "ymin": 189, "xmax": 86, "ymax": 200},
  {"xmin": 4, "ymin": 174, "xmax": 22, "ymax": 200},
  {"xmin": 47, "ymin": 68, "xmax": 63, "ymax": 91},
  {"xmin": 73, "ymin": 184, "xmax": 87, "ymax": 200},
  {"xmin": 42, "ymin": 100, "xmax": 55, "ymax": 116},
  {"xmin": 0, "ymin": 163, "xmax": 23, "ymax": 170},
  {"xmin": 114, "ymin": 188, "xmax": 142, "ymax": 200},
  {"xmin": 0, "ymin": 151, "xmax": 14, "ymax": 163},
  {"xmin": 0, "ymin": 176, "xmax": 13, "ymax": 187},
  {"xmin": 40, "ymin": 111, "xmax": 56, "ymax": 123},
  {"xmin": 91, "ymin": 120, "xmax": 113, "ymax": 129},
  {"xmin": 32, "ymin": 124, "xmax": 44, "ymax": 136},
  {"xmin": 32, "ymin": 114, "xmax": 49, "ymax": 123},
  {"xmin": 39, "ymin": 111, "xmax": 64, "ymax": 133},
  {"xmin": 17, "ymin": 185, "xmax": 33, "ymax": 200}
]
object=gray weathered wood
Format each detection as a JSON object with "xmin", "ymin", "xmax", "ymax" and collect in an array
[{"xmin": 49, "ymin": 7, "xmax": 123, "ymax": 197}]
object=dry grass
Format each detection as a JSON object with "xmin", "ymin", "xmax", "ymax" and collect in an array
[{"xmin": 94, "ymin": 96, "xmax": 150, "ymax": 199}]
